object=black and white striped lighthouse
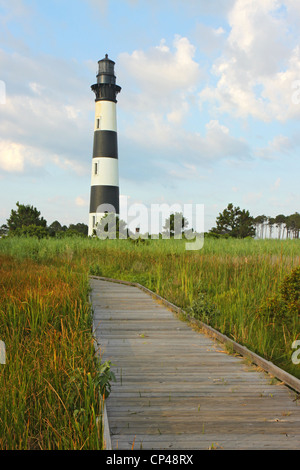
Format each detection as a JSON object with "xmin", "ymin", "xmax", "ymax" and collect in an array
[{"xmin": 88, "ymin": 54, "xmax": 121, "ymax": 236}]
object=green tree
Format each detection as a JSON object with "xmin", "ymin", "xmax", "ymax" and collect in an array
[
  {"xmin": 48, "ymin": 220, "xmax": 63, "ymax": 236},
  {"xmin": 210, "ymin": 203, "xmax": 255, "ymax": 238},
  {"xmin": 95, "ymin": 213, "xmax": 127, "ymax": 239},
  {"xmin": 14, "ymin": 224, "xmax": 49, "ymax": 239},
  {"xmin": 68, "ymin": 223, "xmax": 88, "ymax": 236},
  {"xmin": 274, "ymin": 214, "xmax": 287, "ymax": 239},
  {"xmin": 286, "ymin": 212, "xmax": 300, "ymax": 239},
  {"xmin": 163, "ymin": 212, "xmax": 189, "ymax": 238},
  {"xmin": 268, "ymin": 216, "xmax": 276, "ymax": 238},
  {"xmin": 7, "ymin": 202, "xmax": 47, "ymax": 234}
]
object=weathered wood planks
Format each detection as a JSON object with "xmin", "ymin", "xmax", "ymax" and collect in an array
[{"xmin": 90, "ymin": 278, "xmax": 300, "ymax": 450}]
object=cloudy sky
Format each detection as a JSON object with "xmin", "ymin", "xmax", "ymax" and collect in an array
[{"xmin": 0, "ymin": 0, "xmax": 299, "ymax": 231}]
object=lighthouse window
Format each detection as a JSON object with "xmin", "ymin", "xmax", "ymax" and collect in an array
[
  {"xmin": 94, "ymin": 162, "xmax": 98, "ymax": 175},
  {"xmin": 96, "ymin": 118, "xmax": 100, "ymax": 129}
]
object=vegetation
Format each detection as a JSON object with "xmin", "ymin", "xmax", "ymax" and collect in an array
[
  {"xmin": 254, "ymin": 212, "xmax": 300, "ymax": 239},
  {"xmin": 0, "ymin": 250, "xmax": 113, "ymax": 449},
  {"xmin": 210, "ymin": 203, "xmax": 255, "ymax": 238},
  {"xmin": 0, "ymin": 201, "xmax": 299, "ymax": 449},
  {"xmin": 2, "ymin": 202, "xmax": 299, "ymax": 240},
  {"xmin": 1, "ymin": 202, "xmax": 88, "ymax": 239},
  {"xmin": 85, "ymin": 237, "xmax": 300, "ymax": 380},
  {"xmin": 48, "ymin": 221, "xmax": 88, "ymax": 238},
  {"xmin": 0, "ymin": 236, "xmax": 299, "ymax": 373},
  {"xmin": 257, "ymin": 266, "xmax": 300, "ymax": 326},
  {"xmin": 94, "ymin": 213, "xmax": 127, "ymax": 239},
  {"xmin": 163, "ymin": 212, "xmax": 189, "ymax": 238},
  {"xmin": 7, "ymin": 201, "xmax": 47, "ymax": 232}
]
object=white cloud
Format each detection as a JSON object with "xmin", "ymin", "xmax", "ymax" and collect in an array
[
  {"xmin": 29, "ymin": 82, "xmax": 44, "ymax": 95},
  {"xmin": 166, "ymin": 101, "xmax": 189, "ymax": 124},
  {"xmin": 0, "ymin": 141, "xmax": 25, "ymax": 172},
  {"xmin": 255, "ymin": 134, "xmax": 293, "ymax": 159},
  {"xmin": 118, "ymin": 35, "xmax": 202, "ymax": 118},
  {"xmin": 0, "ymin": 140, "xmax": 42, "ymax": 172},
  {"xmin": 194, "ymin": 23, "xmax": 226, "ymax": 55},
  {"xmin": 0, "ymin": 48, "xmax": 92, "ymax": 175},
  {"xmin": 118, "ymin": 36, "xmax": 251, "ymax": 176},
  {"xmin": 199, "ymin": 0, "xmax": 300, "ymax": 121},
  {"xmin": 123, "ymin": 115, "xmax": 251, "ymax": 179},
  {"xmin": 120, "ymin": 35, "xmax": 201, "ymax": 92}
]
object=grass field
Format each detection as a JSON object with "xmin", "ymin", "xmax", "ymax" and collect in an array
[
  {"xmin": 0, "ymin": 235, "xmax": 299, "ymax": 449},
  {"xmin": 0, "ymin": 246, "xmax": 112, "ymax": 450}
]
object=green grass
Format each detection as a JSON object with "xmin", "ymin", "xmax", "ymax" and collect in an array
[
  {"xmin": 0, "ymin": 235, "xmax": 299, "ymax": 449},
  {"xmin": 0, "ymin": 252, "xmax": 112, "ymax": 449}
]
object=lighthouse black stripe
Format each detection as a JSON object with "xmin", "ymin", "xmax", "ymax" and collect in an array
[
  {"xmin": 89, "ymin": 185, "xmax": 119, "ymax": 214},
  {"xmin": 93, "ymin": 130, "xmax": 118, "ymax": 159}
]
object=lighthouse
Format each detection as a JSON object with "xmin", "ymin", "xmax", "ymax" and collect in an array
[{"xmin": 88, "ymin": 54, "xmax": 121, "ymax": 236}]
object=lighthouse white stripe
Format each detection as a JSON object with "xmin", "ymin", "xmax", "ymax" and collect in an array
[
  {"xmin": 94, "ymin": 101, "xmax": 117, "ymax": 132},
  {"xmin": 88, "ymin": 213, "xmax": 106, "ymax": 236},
  {"xmin": 90, "ymin": 157, "xmax": 119, "ymax": 187}
]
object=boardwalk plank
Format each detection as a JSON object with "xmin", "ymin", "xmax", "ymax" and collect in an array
[{"xmin": 90, "ymin": 278, "xmax": 300, "ymax": 450}]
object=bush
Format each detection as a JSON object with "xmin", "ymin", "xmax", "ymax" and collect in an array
[
  {"xmin": 281, "ymin": 266, "xmax": 300, "ymax": 304},
  {"xmin": 9, "ymin": 224, "xmax": 49, "ymax": 239},
  {"xmin": 257, "ymin": 266, "xmax": 300, "ymax": 325},
  {"xmin": 186, "ymin": 292, "xmax": 221, "ymax": 326}
]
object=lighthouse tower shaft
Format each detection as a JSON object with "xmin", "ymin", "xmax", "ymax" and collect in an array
[{"xmin": 88, "ymin": 55, "xmax": 121, "ymax": 236}]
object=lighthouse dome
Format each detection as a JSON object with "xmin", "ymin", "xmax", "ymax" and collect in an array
[
  {"xmin": 98, "ymin": 54, "xmax": 115, "ymax": 77},
  {"xmin": 92, "ymin": 54, "xmax": 121, "ymax": 102}
]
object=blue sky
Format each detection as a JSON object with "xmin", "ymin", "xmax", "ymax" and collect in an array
[{"xmin": 0, "ymin": 0, "xmax": 299, "ymax": 231}]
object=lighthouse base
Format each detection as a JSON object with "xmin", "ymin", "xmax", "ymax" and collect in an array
[{"xmin": 88, "ymin": 211, "xmax": 121, "ymax": 237}]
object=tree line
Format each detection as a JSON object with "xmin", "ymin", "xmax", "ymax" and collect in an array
[
  {"xmin": 0, "ymin": 202, "xmax": 88, "ymax": 239},
  {"xmin": 1, "ymin": 202, "xmax": 299, "ymax": 240},
  {"xmin": 210, "ymin": 204, "xmax": 300, "ymax": 239},
  {"xmin": 254, "ymin": 213, "xmax": 300, "ymax": 239}
]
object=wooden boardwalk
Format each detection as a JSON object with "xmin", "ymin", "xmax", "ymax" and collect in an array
[{"xmin": 90, "ymin": 278, "xmax": 300, "ymax": 450}]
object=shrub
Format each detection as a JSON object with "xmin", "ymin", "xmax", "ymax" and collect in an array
[
  {"xmin": 10, "ymin": 224, "xmax": 49, "ymax": 239},
  {"xmin": 281, "ymin": 266, "xmax": 300, "ymax": 304},
  {"xmin": 257, "ymin": 266, "xmax": 300, "ymax": 325},
  {"xmin": 186, "ymin": 293, "xmax": 221, "ymax": 326}
]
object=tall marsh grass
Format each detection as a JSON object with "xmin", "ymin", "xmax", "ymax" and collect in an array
[
  {"xmin": 87, "ymin": 237, "xmax": 300, "ymax": 377},
  {"xmin": 0, "ymin": 253, "xmax": 107, "ymax": 449},
  {"xmin": 0, "ymin": 235, "xmax": 299, "ymax": 449}
]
